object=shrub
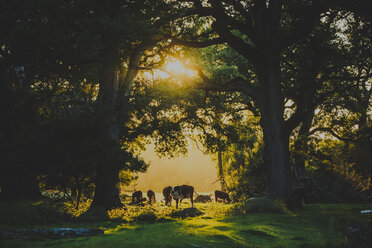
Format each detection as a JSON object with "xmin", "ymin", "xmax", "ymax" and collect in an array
[
  {"xmin": 135, "ymin": 212, "xmax": 157, "ymax": 222},
  {"xmin": 230, "ymin": 197, "xmax": 288, "ymax": 215},
  {"xmin": 0, "ymin": 200, "xmax": 72, "ymax": 225},
  {"xmin": 170, "ymin": 208, "xmax": 204, "ymax": 219}
]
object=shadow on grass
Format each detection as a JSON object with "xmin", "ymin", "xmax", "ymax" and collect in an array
[
  {"xmin": 239, "ymin": 229, "xmax": 276, "ymax": 238},
  {"xmin": 1, "ymin": 202, "xmax": 371, "ymax": 248}
]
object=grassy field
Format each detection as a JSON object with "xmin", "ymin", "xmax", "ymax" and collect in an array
[{"xmin": 0, "ymin": 200, "xmax": 371, "ymax": 248}]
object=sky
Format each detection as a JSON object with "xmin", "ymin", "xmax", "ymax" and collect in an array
[{"xmin": 126, "ymin": 143, "xmax": 221, "ymax": 194}]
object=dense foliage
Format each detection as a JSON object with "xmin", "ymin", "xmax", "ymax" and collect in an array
[{"xmin": 0, "ymin": 0, "xmax": 371, "ymax": 211}]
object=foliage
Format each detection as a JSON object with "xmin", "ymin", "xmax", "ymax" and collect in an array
[
  {"xmin": 218, "ymin": 118, "xmax": 265, "ymax": 201},
  {"xmin": 1, "ymin": 0, "xmax": 372, "ymax": 213},
  {"xmin": 301, "ymin": 138, "xmax": 371, "ymax": 204},
  {"xmin": 0, "ymin": 200, "xmax": 72, "ymax": 225},
  {"xmin": 230, "ymin": 197, "xmax": 288, "ymax": 215}
]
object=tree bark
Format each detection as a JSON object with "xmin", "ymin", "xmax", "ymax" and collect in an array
[
  {"xmin": 293, "ymin": 114, "xmax": 314, "ymax": 184},
  {"xmin": 88, "ymin": 44, "xmax": 145, "ymax": 211},
  {"xmin": 90, "ymin": 157, "xmax": 122, "ymax": 210},
  {"xmin": 255, "ymin": 53, "xmax": 294, "ymax": 204},
  {"xmin": 89, "ymin": 68, "xmax": 123, "ymax": 210}
]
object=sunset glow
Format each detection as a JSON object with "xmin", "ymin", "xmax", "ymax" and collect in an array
[
  {"xmin": 144, "ymin": 59, "xmax": 197, "ymax": 81},
  {"xmin": 165, "ymin": 60, "xmax": 197, "ymax": 78}
]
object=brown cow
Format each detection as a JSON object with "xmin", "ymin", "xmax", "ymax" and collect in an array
[
  {"xmin": 163, "ymin": 186, "xmax": 172, "ymax": 206},
  {"xmin": 131, "ymin": 191, "xmax": 143, "ymax": 204},
  {"xmin": 215, "ymin": 190, "xmax": 231, "ymax": 203},
  {"xmin": 171, "ymin": 185, "xmax": 194, "ymax": 208},
  {"xmin": 147, "ymin": 190, "xmax": 156, "ymax": 204}
]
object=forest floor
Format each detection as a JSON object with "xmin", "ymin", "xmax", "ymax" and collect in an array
[{"xmin": 0, "ymin": 200, "xmax": 371, "ymax": 248}]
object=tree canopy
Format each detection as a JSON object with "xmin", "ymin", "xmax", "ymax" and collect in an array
[{"xmin": 0, "ymin": 0, "xmax": 371, "ymax": 210}]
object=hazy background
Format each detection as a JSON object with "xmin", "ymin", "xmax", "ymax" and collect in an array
[{"xmin": 126, "ymin": 143, "xmax": 220, "ymax": 193}]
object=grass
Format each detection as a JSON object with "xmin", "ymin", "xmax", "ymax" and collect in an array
[{"xmin": 0, "ymin": 200, "xmax": 371, "ymax": 248}]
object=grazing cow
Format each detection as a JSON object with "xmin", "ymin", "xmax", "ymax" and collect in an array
[
  {"xmin": 131, "ymin": 191, "xmax": 143, "ymax": 204},
  {"xmin": 215, "ymin": 190, "xmax": 231, "ymax": 203},
  {"xmin": 163, "ymin": 186, "xmax": 172, "ymax": 206},
  {"xmin": 147, "ymin": 190, "xmax": 156, "ymax": 204},
  {"xmin": 171, "ymin": 185, "xmax": 194, "ymax": 208},
  {"xmin": 194, "ymin": 193, "xmax": 212, "ymax": 203}
]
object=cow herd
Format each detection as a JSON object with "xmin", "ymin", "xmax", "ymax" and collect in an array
[{"xmin": 130, "ymin": 184, "xmax": 231, "ymax": 208}]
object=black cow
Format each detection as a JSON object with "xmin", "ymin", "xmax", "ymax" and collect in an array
[
  {"xmin": 147, "ymin": 190, "xmax": 156, "ymax": 204},
  {"xmin": 215, "ymin": 190, "xmax": 231, "ymax": 203},
  {"xmin": 131, "ymin": 191, "xmax": 143, "ymax": 204},
  {"xmin": 171, "ymin": 185, "xmax": 194, "ymax": 208},
  {"xmin": 163, "ymin": 186, "xmax": 172, "ymax": 206}
]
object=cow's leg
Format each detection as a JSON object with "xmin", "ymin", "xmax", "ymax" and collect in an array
[
  {"xmin": 191, "ymin": 195, "xmax": 194, "ymax": 208},
  {"xmin": 176, "ymin": 199, "xmax": 179, "ymax": 208}
]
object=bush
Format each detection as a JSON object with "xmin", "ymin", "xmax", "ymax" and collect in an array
[
  {"xmin": 0, "ymin": 200, "xmax": 72, "ymax": 225},
  {"xmin": 135, "ymin": 212, "xmax": 157, "ymax": 222},
  {"xmin": 230, "ymin": 197, "xmax": 288, "ymax": 215},
  {"xmin": 304, "ymin": 165, "xmax": 371, "ymax": 204},
  {"xmin": 170, "ymin": 208, "xmax": 204, "ymax": 219}
]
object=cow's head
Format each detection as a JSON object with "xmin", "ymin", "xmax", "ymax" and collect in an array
[{"xmin": 171, "ymin": 186, "xmax": 182, "ymax": 199}]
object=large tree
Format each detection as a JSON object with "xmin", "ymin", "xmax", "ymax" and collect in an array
[
  {"xmin": 0, "ymin": 0, "xmax": 153, "ymax": 207},
  {"xmin": 160, "ymin": 0, "xmax": 371, "ymax": 206}
]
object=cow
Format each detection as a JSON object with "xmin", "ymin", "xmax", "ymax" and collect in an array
[
  {"xmin": 194, "ymin": 193, "xmax": 212, "ymax": 203},
  {"xmin": 215, "ymin": 190, "xmax": 231, "ymax": 203},
  {"xmin": 131, "ymin": 190, "xmax": 143, "ymax": 205},
  {"xmin": 163, "ymin": 186, "xmax": 172, "ymax": 206},
  {"xmin": 171, "ymin": 185, "xmax": 194, "ymax": 208},
  {"xmin": 147, "ymin": 190, "xmax": 156, "ymax": 204}
]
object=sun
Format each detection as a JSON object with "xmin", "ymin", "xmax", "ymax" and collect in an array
[
  {"xmin": 142, "ymin": 59, "xmax": 197, "ymax": 82},
  {"xmin": 165, "ymin": 60, "xmax": 196, "ymax": 77},
  {"xmin": 158, "ymin": 59, "xmax": 197, "ymax": 80}
]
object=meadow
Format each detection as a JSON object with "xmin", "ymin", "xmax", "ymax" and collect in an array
[{"xmin": 1, "ymin": 199, "xmax": 371, "ymax": 248}]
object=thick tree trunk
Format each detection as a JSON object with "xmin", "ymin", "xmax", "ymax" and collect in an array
[
  {"xmin": 260, "ymin": 115, "xmax": 292, "ymax": 201},
  {"xmin": 88, "ymin": 45, "xmax": 144, "ymax": 211},
  {"xmin": 256, "ymin": 54, "xmax": 294, "ymax": 204},
  {"xmin": 89, "ymin": 68, "xmax": 123, "ymax": 210},
  {"xmin": 90, "ymin": 157, "xmax": 122, "ymax": 210}
]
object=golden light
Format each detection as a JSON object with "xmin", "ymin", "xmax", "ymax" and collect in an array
[
  {"xmin": 141, "ymin": 58, "xmax": 197, "ymax": 83},
  {"xmin": 165, "ymin": 60, "xmax": 196, "ymax": 78}
]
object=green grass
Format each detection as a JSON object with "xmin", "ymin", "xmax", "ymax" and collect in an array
[{"xmin": 1, "ymin": 201, "xmax": 371, "ymax": 248}]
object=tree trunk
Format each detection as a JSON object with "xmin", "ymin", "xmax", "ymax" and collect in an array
[
  {"xmin": 89, "ymin": 68, "xmax": 123, "ymax": 210},
  {"xmin": 217, "ymin": 150, "xmax": 227, "ymax": 191},
  {"xmin": 88, "ymin": 44, "xmax": 145, "ymax": 211},
  {"xmin": 256, "ymin": 54, "xmax": 294, "ymax": 204},
  {"xmin": 90, "ymin": 157, "xmax": 122, "ymax": 210},
  {"xmin": 293, "ymin": 114, "xmax": 314, "ymax": 184}
]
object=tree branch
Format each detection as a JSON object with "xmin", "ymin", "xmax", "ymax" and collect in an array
[
  {"xmin": 171, "ymin": 37, "xmax": 224, "ymax": 47},
  {"xmin": 279, "ymin": 1, "xmax": 321, "ymax": 49},
  {"xmin": 308, "ymin": 127, "xmax": 357, "ymax": 142},
  {"xmin": 186, "ymin": 64, "xmax": 258, "ymax": 98},
  {"xmin": 212, "ymin": 20, "xmax": 257, "ymax": 62}
]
